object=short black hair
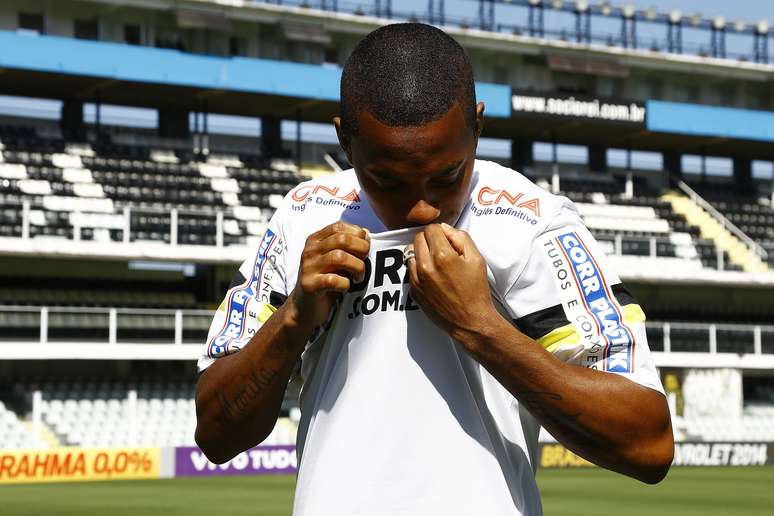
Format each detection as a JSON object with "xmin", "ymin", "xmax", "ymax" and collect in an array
[{"xmin": 340, "ymin": 23, "xmax": 477, "ymax": 136}]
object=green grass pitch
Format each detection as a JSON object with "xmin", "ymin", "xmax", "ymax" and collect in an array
[{"xmin": 1, "ymin": 467, "xmax": 773, "ymax": 515}]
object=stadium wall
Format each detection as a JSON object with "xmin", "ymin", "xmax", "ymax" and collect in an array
[{"xmin": 2, "ymin": 442, "xmax": 773, "ymax": 484}]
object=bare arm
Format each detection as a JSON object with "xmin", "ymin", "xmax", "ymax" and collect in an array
[
  {"xmin": 454, "ymin": 315, "xmax": 674, "ymax": 484},
  {"xmin": 195, "ymin": 222, "xmax": 370, "ymax": 463},
  {"xmin": 407, "ymin": 224, "xmax": 673, "ymax": 484},
  {"xmin": 194, "ymin": 300, "xmax": 314, "ymax": 464}
]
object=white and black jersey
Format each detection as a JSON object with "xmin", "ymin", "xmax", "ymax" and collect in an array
[{"xmin": 199, "ymin": 160, "xmax": 664, "ymax": 516}]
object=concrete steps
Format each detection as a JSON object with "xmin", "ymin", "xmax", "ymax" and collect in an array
[{"xmin": 661, "ymin": 190, "xmax": 768, "ymax": 273}]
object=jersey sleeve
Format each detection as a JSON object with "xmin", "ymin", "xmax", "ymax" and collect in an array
[
  {"xmin": 197, "ymin": 207, "xmax": 289, "ymax": 374},
  {"xmin": 501, "ymin": 201, "xmax": 664, "ymax": 395}
]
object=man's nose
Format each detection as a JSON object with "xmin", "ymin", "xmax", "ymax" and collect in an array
[{"xmin": 405, "ymin": 199, "xmax": 441, "ymax": 226}]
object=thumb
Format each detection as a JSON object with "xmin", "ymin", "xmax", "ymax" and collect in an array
[{"xmin": 440, "ymin": 223, "xmax": 470, "ymax": 256}]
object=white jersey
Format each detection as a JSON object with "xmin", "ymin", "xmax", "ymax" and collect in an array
[{"xmin": 199, "ymin": 160, "xmax": 664, "ymax": 516}]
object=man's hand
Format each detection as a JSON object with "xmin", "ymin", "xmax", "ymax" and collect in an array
[
  {"xmin": 406, "ymin": 223, "xmax": 497, "ymax": 342},
  {"xmin": 196, "ymin": 221, "xmax": 369, "ymax": 462},
  {"xmin": 288, "ymin": 222, "xmax": 370, "ymax": 328}
]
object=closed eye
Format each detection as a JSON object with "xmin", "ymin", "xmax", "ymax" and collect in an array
[
  {"xmin": 372, "ymin": 174, "xmax": 401, "ymax": 190},
  {"xmin": 432, "ymin": 166, "xmax": 463, "ymax": 186}
]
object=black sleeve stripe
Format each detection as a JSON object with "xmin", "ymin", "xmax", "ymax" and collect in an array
[
  {"xmin": 513, "ymin": 283, "xmax": 638, "ymax": 341},
  {"xmin": 270, "ymin": 291, "xmax": 288, "ymax": 308},
  {"xmin": 611, "ymin": 283, "xmax": 637, "ymax": 307},
  {"xmin": 228, "ymin": 270, "xmax": 247, "ymax": 290},
  {"xmin": 513, "ymin": 304, "xmax": 569, "ymax": 341}
]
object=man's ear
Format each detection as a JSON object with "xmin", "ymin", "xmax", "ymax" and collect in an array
[
  {"xmin": 333, "ymin": 116, "xmax": 354, "ymax": 165},
  {"xmin": 475, "ymin": 102, "xmax": 485, "ymax": 139}
]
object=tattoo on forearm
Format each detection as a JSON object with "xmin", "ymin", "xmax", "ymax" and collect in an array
[
  {"xmin": 516, "ymin": 390, "xmax": 598, "ymax": 452},
  {"xmin": 517, "ymin": 390, "xmax": 575, "ymax": 419},
  {"xmin": 216, "ymin": 367, "xmax": 280, "ymax": 427}
]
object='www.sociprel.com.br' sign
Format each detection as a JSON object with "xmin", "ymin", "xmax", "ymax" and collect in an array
[{"xmin": 512, "ymin": 93, "xmax": 646, "ymax": 123}]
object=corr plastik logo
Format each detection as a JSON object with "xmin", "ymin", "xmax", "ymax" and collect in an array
[
  {"xmin": 208, "ymin": 229, "xmax": 277, "ymax": 357},
  {"xmin": 556, "ymin": 231, "xmax": 634, "ymax": 373}
]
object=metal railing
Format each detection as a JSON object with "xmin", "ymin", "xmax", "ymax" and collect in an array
[
  {"xmin": 0, "ymin": 305, "xmax": 772, "ymax": 356},
  {"xmin": 13, "ymin": 200, "xmax": 269, "ymax": 248},
  {"xmin": 675, "ymin": 180, "xmax": 768, "ymax": 261},
  {"xmin": 0, "ymin": 306, "xmax": 213, "ymax": 346},
  {"xmin": 7, "ymin": 199, "xmax": 739, "ymax": 271},
  {"xmin": 644, "ymin": 321, "xmax": 774, "ymax": 355},
  {"xmin": 600, "ymin": 234, "xmax": 731, "ymax": 271},
  {"xmin": 248, "ymin": 0, "xmax": 772, "ymax": 64}
]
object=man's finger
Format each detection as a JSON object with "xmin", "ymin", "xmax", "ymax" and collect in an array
[
  {"xmin": 413, "ymin": 231, "xmax": 435, "ymax": 281},
  {"xmin": 440, "ymin": 223, "xmax": 471, "ymax": 257},
  {"xmin": 317, "ymin": 232, "xmax": 371, "ymax": 258},
  {"xmin": 310, "ymin": 221, "xmax": 369, "ymax": 243},
  {"xmin": 404, "ymin": 244, "xmax": 420, "ymax": 287},
  {"xmin": 311, "ymin": 273, "xmax": 351, "ymax": 294},
  {"xmin": 317, "ymin": 249, "xmax": 366, "ymax": 278},
  {"xmin": 423, "ymin": 224, "xmax": 455, "ymax": 256}
]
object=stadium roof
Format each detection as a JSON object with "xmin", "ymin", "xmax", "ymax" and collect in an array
[{"xmin": 0, "ymin": 29, "xmax": 772, "ymax": 159}]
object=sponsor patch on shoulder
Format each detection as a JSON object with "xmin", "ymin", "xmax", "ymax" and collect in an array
[
  {"xmin": 539, "ymin": 230, "xmax": 634, "ymax": 373},
  {"xmin": 207, "ymin": 229, "xmax": 281, "ymax": 358}
]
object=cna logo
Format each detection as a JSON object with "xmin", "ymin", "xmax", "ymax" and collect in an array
[
  {"xmin": 477, "ymin": 186, "xmax": 541, "ymax": 217},
  {"xmin": 291, "ymin": 185, "xmax": 360, "ymax": 203}
]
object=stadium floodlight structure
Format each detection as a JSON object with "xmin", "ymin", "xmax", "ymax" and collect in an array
[
  {"xmin": 574, "ymin": 0, "xmax": 591, "ymax": 43},
  {"xmin": 369, "ymin": 0, "xmax": 391, "ymax": 18},
  {"xmin": 621, "ymin": 3, "xmax": 637, "ymax": 49},
  {"xmin": 754, "ymin": 19, "xmax": 770, "ymax": 63},
  {"xmin": 244, "ymin": 0, "xmax": 770, "ymax": 64},
  {"xmin": 430, "ymin": 0, "xmax": 445, "ymax": 25},
  {"xmin": 712, "ymin": 16, "xmax": 727, "ymax": 58},
  {"xmin": 478, "ymin": 0, "xmax": 496, "ymax": 31},
  {"xmin": 319, "ymin": 0, "xmax": 339, "ymax": 12},
  {"xmin": 527, "ymin": 0, "xmax": 545, "ymax": 37},
  {"xmin": 667, "ymin": 9, "xmax": 682, "ymax": 53}
]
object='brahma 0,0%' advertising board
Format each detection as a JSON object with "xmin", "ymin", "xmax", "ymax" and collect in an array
[{"xmin": 0, "ymin": 447, "xmax": 160, "ymax": 484}]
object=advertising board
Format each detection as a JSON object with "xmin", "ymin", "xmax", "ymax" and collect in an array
[
  {"xmin": 174, "ymin": 444, "xmax": 297, "ymax": 477},
  {"xmin": 538, "ymin": 442, "xmax": 774, "ymax": 468},
  {"xmin": 511, "ymin": 91, "xmax": 646, "ymax": 124},
  {"xmin": 0, "ymin": 447, "xmax": 160, "ymax": 484}
]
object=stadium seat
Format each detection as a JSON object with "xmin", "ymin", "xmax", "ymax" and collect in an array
[
  {"xmin": 554, "ymin": 179, "xmax": 712, "ymax": 271},
  {"xmin": 0, "ymin": 377, "xmax": 301, "ymax": 449},
  {"xmin": 1, "ymin": 125, "xmax": 310, "ymax": 247}
]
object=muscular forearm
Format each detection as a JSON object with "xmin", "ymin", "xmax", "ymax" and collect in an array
[
  {"xmin": 453, "ymin": 314, "xmax": 674, "ymax": 484},
  {"xmin": 195, "ymin": 300, "xmax": 314, "ymax": 463}
]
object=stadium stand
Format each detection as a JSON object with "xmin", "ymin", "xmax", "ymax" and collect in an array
[
  {"xmin": 688, "ymin": 185, "xmax": 774, "ymax": 269},
  {"xmin": 0, "ymin": 379, "xmax": 299, "ymax": 449},
  {"xmin": 0, "ymin": 401, "xmax": 48, "ymax": 450},
  {"xmin": 1, "ymin": 0, "xmax": 773, "ymax": 476},
  {"xmin": 0, "ymin": 124, "xmax": 309, "ymax": 247},
  {"xmin": 540, "ymin": 174, "xmax": 742, "ymax": 272},
  {"xmin": 676, "ymin": 369, "xmax": 774, "ymax": 442},
  {"xmin": 2, "ymin": 121, "xmax": 744, "ymax": 280}
]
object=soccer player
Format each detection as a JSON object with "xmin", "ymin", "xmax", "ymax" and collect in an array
[{"xmin": 195, "ymin": 23, "xmax": 673, "ymax": 515}]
